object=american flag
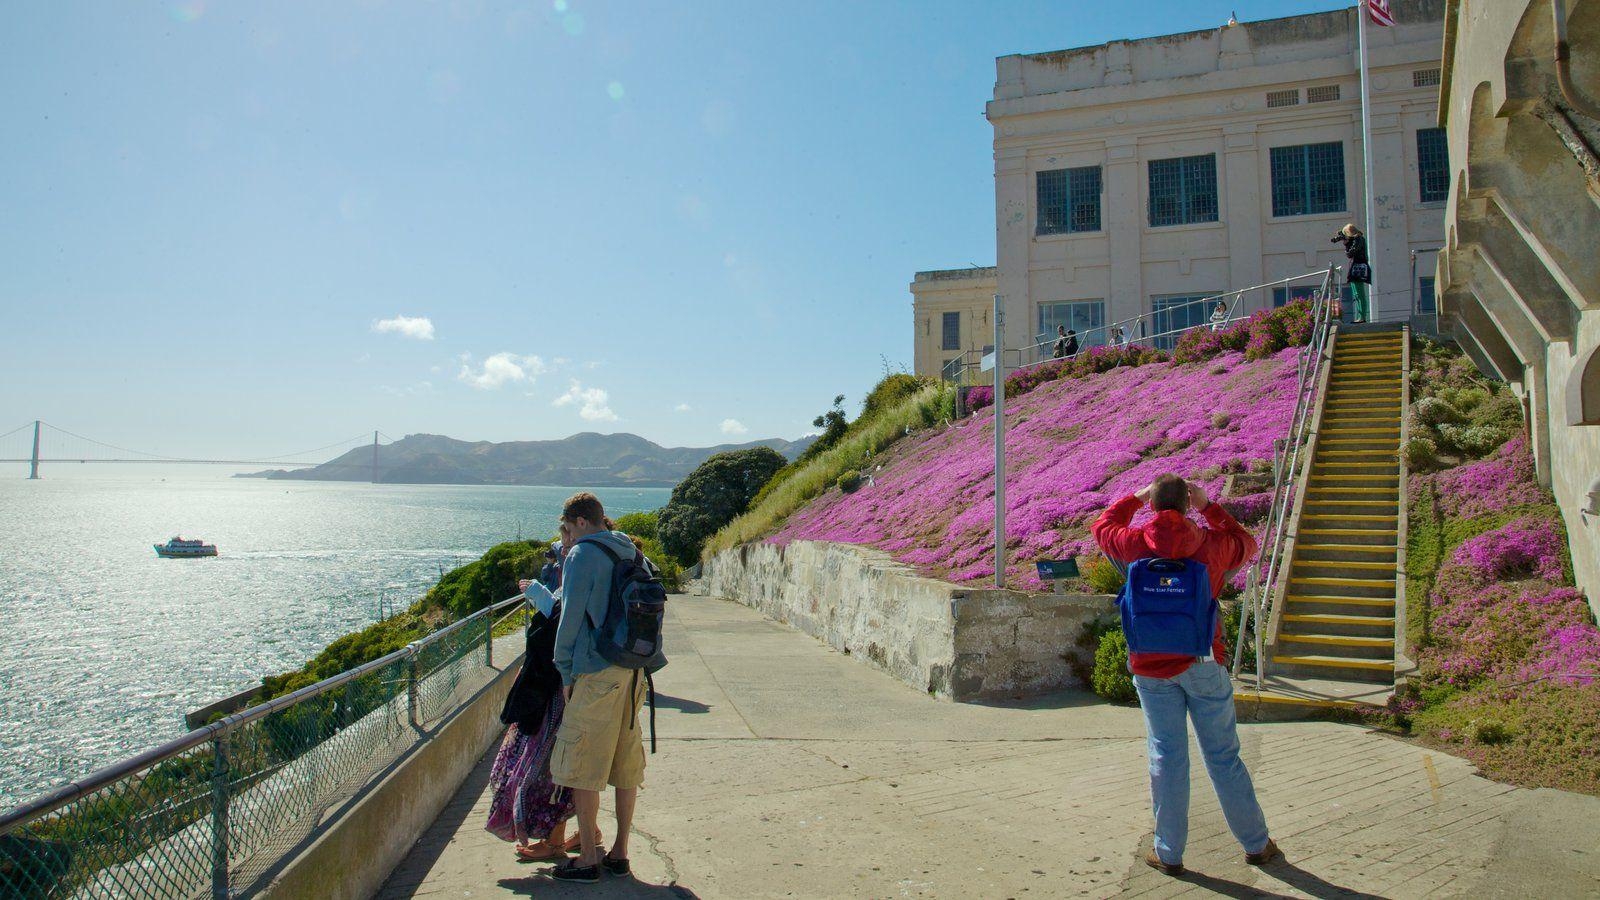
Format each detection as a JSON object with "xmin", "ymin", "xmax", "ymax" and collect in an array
[{"xmin": 1368, "ymin": 0, "xmax": 1396, "ymax": 27}]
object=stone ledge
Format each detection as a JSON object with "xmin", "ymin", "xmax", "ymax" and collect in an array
[{"xmin": 695, "ymin": 540, "xmax": 1114, "ymax": 701}]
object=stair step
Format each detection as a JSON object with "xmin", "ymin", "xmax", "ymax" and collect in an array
[
  {"xmin": 1306, "ymin": 490, "xmax": 1398, "ymax": 498},
  {"xmin": 1279, "ymin": 633, "xmax": 1396, "ymax": 649},
  {"xmin": 1286, "ymin": 594, "xmax": 1396, "ymax": 607},
  {"xmin": 1310, "ymin": 474, "xmax": 1398, "ymax": 482},
  {"xmin": 1299, "ymin": 514, "xmax": 1398, "ymax": 523},
  {"xmin": 1332, "ymin": 362, "xmax": 1400, "ymax": 373},
  {"xmin": 1317, "ymin": 450, "xmax": 1396, "ymax": 457},
  {"xmin": 1299, "ymin": 527, "xmax": 1398, "ymax": 538},
  {"xmin": 1319, "ymin": 427, "xmax": 1400, "ymax": 436},
  {"xmin": 1295, "ymin": 542, "xmax": 1397, "ymax": 554},
  {"xmin": 1283, "ymin": 612, "xmax": 1396, "ymax": 627},
  {"xmin": 1272, "ymin": 654, "xmax": 1394, "ymax": 672},
  {"xmin": 1291, "ymin": 575, "xmax": 1396, "ymax": 588},
  {"xmin": 1322, "ymin": 416, "xmax": 1401, "ymax": 425}
]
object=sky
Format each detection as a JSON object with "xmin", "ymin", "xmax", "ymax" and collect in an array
[{"xmin": 0, "ymin": 0, "xmax": 1347, "ymax": 462}]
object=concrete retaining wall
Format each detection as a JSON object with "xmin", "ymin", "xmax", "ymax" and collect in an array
[{"xmin": 695, "ymin": 540, "xmax": 1113, "ymax": 700}]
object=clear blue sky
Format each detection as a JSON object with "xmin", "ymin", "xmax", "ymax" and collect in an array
[{"xmin": 0, "ymin": 0, "xmax": 1344, "ymax": 459}]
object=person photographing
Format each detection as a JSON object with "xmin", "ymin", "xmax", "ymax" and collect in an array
[
  {"xmin": 1332, "ymin": 224, "xmax": 1372, "ymax": 323},
  {"xmin": 1091, "ymin": 474, "xmax": 1280, "ymax": 877}
]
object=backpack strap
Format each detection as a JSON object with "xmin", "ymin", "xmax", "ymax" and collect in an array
[{"xmin": 575, "ymin": 537, "xmax": 644, "ymax": 566}]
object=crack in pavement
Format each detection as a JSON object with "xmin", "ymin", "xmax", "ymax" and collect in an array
[{"xmin": 630, "ymin": 822, "xmax": 682, "ymax": 886}]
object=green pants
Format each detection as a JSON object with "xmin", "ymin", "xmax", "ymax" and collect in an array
[{"xmin": 1350, "ymin": 282, "xmax": 1370, "ymax": 321}]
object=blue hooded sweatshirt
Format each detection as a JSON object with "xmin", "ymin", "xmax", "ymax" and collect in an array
[{"xmin": 552, "ymin": 529, "xmax": 639, "ymax": 686}]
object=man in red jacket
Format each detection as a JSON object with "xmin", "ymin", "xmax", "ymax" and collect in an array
[{"xmin": 1091, "ymin": 473, "xmax": 1280, "ymax": 877}]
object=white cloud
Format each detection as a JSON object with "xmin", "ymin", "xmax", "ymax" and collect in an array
[
  {"xmin": 674, "ymin": 403, "xmax": 692, "ymax": 413},
  {"xmin": 720, "ymin": 418, "xmax": 748, "ymax": 436},
  {"xmin": 372, "ymin": 315, "xmax": 436, "ymax": 340},
  {"xmin": 554, "ymin": 379, "xmax": 618, "ymax": 422},
  {"xmin": 458, "ymin": 352, "xmax": 547, "ymax": 390}
]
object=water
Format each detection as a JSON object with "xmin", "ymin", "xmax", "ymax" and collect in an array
[{"xmin": 0, "ymin": 469, "xmax": 670, "ymax": 809}]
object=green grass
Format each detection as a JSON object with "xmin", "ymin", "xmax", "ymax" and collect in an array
[{"xmin": 704, "ymin": 382, "xmax": 953, "ymax": 557}]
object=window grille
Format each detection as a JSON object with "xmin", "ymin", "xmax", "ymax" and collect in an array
[
  {"xmin": 1266, "ymin": 89, "xmax": 1300, "ymax": 108},
  {"xmin": 1417, "ymin": 127, "xmax": 1451, "ymax": 203},
  {"xmin": 1269, "ymin": 142, "xmax": 1346, "ymax": 217},
  {"xmin": 1307, "ymin": 84, "xmax": 1341, "ymax": 103},
  {"xmin": 1272, "ymin": 285, "xmax": 1320, "ymax": 307},
  {"xmin": 1147, "ymin": 154, "xmax": 1218, "ymax": 227},
  {"xmin": 1036, "ymin": 165, "xmax": 1103, "ymax": 235},
  {"xmin": 941, "ymin": 312, "xmax": 961, "ymax": 351},
  {"xmin": 1413, "ymin": 68, "xmax": 1442, "ymax": 87},
  {"xmin": 1037, "ymin": 300, "xmax": 1106, "ymax": 348},
  {"xmin": 1151, "ymin": 295, "xmax": 1215, "ymax": 350},
  {"xmin": 1418, "ymin": 276, "xmax": 1437, "ymax": 314}
]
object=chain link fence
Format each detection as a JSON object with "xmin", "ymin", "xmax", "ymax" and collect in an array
[{"xmin": 0, "ymin": 595, "xmax": 527, "ymax": 900}]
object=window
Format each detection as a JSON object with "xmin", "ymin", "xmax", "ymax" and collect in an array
[
  {"xmin": 1418, "ymin": 127, "xmax": 1450, "ymax": 203},
  {"xmin": 1147, "ymin": 154, "xmax": 1218, "ymax": 227},
  {"xmin": 1269, "ymin": 142, "xmax": 1346, "ymax": 217},
  {"xmin": 941, "ymin": 312, "xmax": 961, "ymax": 351},
  {"xmin": 1418, "ymin": 276, "xmax": 1437, "ymax": 315},
  {"xmin": 1272, "ymin": 285, "xmax": 1321, "ymax": 307},
  {"xmin": 1037, "ymin": 300, "xmax": 1106, "ymax": 351},
  {"xmin": 1307, "ymin": 84, "xmax": 1341, "ymax": 103},
  {"xmin": 1151, "ymin": 294, "xmax": 1215, "ymax": 350},
  {"xmin": 1036, "ymin": 166, "xmax": 1103, "ymax": 235},
  {"xmin": 1266, "ymin": 89, "xmax": 1300, "ymax": 108},
  {"xmin": 1413, "ymin": 68, "xmax": 1442, "ymax": 88}
]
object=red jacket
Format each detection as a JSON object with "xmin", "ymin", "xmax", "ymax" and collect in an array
[{"xmin": 1090, "ymin": 495, "xmax": 1257, "ymax": 678}]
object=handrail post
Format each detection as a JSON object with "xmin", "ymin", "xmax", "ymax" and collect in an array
[
  {"xmin": 209, "ymin": 732, "xmax": 230, "ymax": 900},
  {"xmin": 406, "ymin": 644, "xmax": 420, "ymax": 728},
  {"xmin": 484, "ymin": 610, "xmax": 494, "ymax": 668}
]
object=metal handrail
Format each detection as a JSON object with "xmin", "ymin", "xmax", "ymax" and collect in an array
[
  {"xmin": 0, "ymin": 592, "xmax": 529, "ymax": 833},
  {"xmin": 1232, "ymin": 265, "xmax": 1340, "ymax": 680}
]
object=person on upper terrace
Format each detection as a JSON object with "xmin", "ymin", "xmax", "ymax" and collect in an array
[
  {"xmin": 1052, "ymin": 326, "xmax": 1079, "ymax": 360},
  {"xmin": 1332, "ymin": 224, "xmax": 1372, "ymax": 324}
]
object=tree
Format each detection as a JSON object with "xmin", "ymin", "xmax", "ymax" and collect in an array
[{"xmin": 658, "ymin": 446, "xmax": 787, "ymax": 563}]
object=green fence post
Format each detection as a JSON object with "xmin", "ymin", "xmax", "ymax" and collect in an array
[
  {"xmin": 485, "ymin": 611, "xmax": 494, "ymax": 668},
  {"xmin": 210, "ymin": 732, "xmax": 230, "ymax": 900},
  {"xmin": 406, "ymin": 646, "xmax": 420, "ymax": 727}
]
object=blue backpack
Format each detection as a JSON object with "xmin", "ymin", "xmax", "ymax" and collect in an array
[
  {"xmin": 577, "ymin": 538, "xmax": 669, "ymax": 752},
  {"xmin": 1116, "ymin": 558, "xmax": 1217, "ymax": 658}
]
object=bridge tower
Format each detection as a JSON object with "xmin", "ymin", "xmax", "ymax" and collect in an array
[
  {"xmin": 28, "ymin": 420, "xmax": 41, "ymax": 480},
  {"xmin": 371, "ymin": 430, "xmax": 379, "ymax": 484}
]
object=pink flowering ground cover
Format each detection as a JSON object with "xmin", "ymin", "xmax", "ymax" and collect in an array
[{"xmin": 771, "ymin": 349, "xmax": 1299, "ymax": 589}]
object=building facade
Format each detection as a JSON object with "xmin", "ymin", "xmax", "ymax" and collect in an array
[
  {"xmin": 1437, "ymin": 0, "xmax": 1600, "ymax": 607},
  {"xmin": 910, "ymin": 267, "xmax": 997, "ymax": 379},
  {"xmin": 912, "ymin": 3, "xmax": 1449, "ymax": 378}
]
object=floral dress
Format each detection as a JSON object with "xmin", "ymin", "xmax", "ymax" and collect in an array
[{"xmin": 485, "ymin": 691, "xmax": 574, "ymax": 843}]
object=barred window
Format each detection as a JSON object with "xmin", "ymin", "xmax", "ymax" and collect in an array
[
  {"xmin": 1418, "ymin": 127, "xmax": 1451, "ymax": 203},
  {"xmin": 941, "ymin": 312, "xmax": 961, "ymax": 351},
  {"xmin": 1147, "ymin": 154, "xmax": 1218, "ymax": 227},
  {"xmin": 1307, "ymin": 84, "xmax": 1341, "ymax": 103},
  {"xmin": 1266, "ymin": 89, "xmax": 1300, "ymax": 108},
  {"xmin": 1269, "ymin": 142, "xmax": 1346, "ymax": 217},
  {"xmin": 1413, "ymin": 68, "xmax": 1442, "ymax": 88},
  {"xmin": 1151, "ymin": 295, "xmax": 1215, "ymax": 350},
  {"xmin": 1036, "ymin": 165, "xmax": 1103, "ymax": 235}
]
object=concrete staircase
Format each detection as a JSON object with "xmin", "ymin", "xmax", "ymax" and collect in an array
[{"xmin": 1270, "ymin": 328, "xmax": 1404, "ymax": 687}]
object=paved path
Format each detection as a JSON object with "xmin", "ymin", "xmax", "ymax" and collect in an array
[{"xmin": 377, "ymin": 595, "xmax": 1600, "ymax": 899}]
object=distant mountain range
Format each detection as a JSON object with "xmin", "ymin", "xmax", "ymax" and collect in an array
[{"xmin": 237, "ymin": 432, "xmax": 814, "ymax": 487}]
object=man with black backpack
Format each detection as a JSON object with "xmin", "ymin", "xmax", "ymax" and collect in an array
[
  {"xmin": 549, "ymin": 492, "xmax": 668, "ymax": 884},
  {"xmin": 1091, "ymin": 474, "xmax": 1281, "ymax": 877}
]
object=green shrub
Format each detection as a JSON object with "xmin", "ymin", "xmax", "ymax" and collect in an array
[
  {"xmin": 1412, "ymin": 396, "xmax": 1465, "ymax": 427},
  {"xmin": 1402, "ymin": 436, "xmax": 1440, "ymax": 471},
  {"xmin": 629, "ymin": 534, "xmax": 684, "ymax": 591},
  {"xmin": 836, "ymin": 470, "xmax": 864, "ymax": 493},
  {"xmin": 658, "ymin": 447, "xmax": 787, "ymax": 563},
  {"xmin": 614, "ymin": 510, "xmax": 659, "ymax": 541},
  {"xmin": 1083, "ymin": 555, "xmax": 1126, "ymax": 595},
  {"xmin": 1438, "ymin": 422, "xmax": 1512, "ymax": 458},
  {"xmin": 1091, "ymin": 627, "xmax": 1138, "ymax": 703},
  {"xmin": 862, "ymin": 373, "xmax": 930, "ymax": 419}
]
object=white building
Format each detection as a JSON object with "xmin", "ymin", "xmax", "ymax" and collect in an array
[{"xmin": 914, "ymin": 3, "xmax": 1449, "ymax": 376}]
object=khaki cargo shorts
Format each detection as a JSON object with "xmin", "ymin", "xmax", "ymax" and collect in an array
[{"xmin": 550, "ymin": 665, "xmax": 647, "ymax": 793}]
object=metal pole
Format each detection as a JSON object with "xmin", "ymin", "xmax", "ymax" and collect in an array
[
  {"xmin": 993, "ymin": 293, "xmax": 1006, "ymax": 590},
  {"xmin": 484, "ymin": 610, "xmax": 494, "ymax": 668},
  {"xmin": 210, "ymin": 734, "xmax": 230, "ymax": 900},
  {"xmin": 28, "ymin": 420, "xmax": 41, "ymax": 480},
  {"xmin": 1358, "ymin": 1, "xmax": 1378, "ymax": 307},
  {"xmin": 406, "ymin": 645, "xmax": 420, "ymax": 727}
]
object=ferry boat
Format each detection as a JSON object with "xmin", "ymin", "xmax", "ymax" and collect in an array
[{"xmin": 154, "ymin": 537, "xmax": 218, "ymax": 558}]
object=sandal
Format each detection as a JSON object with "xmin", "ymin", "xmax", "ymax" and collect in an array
[
  {"xmin": 560, "ymin": 831, "xmax": 604, "ymax": 853},
  {"xmin": 515, "ymin": 840, "xmax": 568, "ymax": 862}
]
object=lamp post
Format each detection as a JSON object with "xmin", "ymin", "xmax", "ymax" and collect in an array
[{"xmin": 993, "ymin": 294, "xmax": 1006, "ymax": 590}]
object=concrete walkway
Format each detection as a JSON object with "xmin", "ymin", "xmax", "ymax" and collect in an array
[{"xmin": 377, "ymin": 595, "xmax": 1600, "ymax": 899}]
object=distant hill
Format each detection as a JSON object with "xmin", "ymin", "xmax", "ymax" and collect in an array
[{"xmin": 237, "ymin": 432, "xmax": 816, "ymax": 487}]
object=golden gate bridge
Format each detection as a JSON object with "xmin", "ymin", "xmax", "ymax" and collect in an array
[{"xmin": 0, "ymin": 420, "xmax": 397, "ymax": 480}]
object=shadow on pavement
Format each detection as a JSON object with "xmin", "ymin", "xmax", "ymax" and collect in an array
[
  {"xmin": 651, "ymin": 693, "xmax": 711, "ymax": 714},
  {"xmin": 497, "ymin": 875, "xmax": 699, "ymax": 898},
  {"xmin": 962, "ymin": 688, "xmax": 1112, "ymax": 711},
  {"xmin": 1179, "ymin": 861, "xmax": 1388, "ymax": 899}
]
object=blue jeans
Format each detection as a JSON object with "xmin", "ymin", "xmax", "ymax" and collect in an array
[{"xmin": 1133, "ymin": 660, "xmax": 1270, "ymax": 864}]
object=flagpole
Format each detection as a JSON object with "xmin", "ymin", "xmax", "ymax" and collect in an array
[{"xmin": 1357, "ymin": 1, "xmax": 1376, "ymax": 247}]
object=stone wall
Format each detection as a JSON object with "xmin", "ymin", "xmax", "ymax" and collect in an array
[{"xmin": 695, "ymin": 540, "xmax": 1113, "ymax": 700}]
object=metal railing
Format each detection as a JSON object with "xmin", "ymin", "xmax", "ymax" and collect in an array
[
  {"xmin": 1232, "ymin": 265, "xmax": 1341, "ymax": 682},
  {"xmin": 938, "ymin": 270, "xmax": 1337, "ymax": 386},
  {"xmin": 0, "ymin": 593, "xmax": 531, "ymax": 900}
]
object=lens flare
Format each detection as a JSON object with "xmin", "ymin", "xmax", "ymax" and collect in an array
[
  {"xmin": 553, "ymin": 0, "xmax": 568, "ymax": 10},
  {"xmin": 171, "ymin": 0, "xmax": 206, "ymax": 22},
  {"xmin": 562, "ymin": 12, "xmax": 585, "ymax": 35},
  {"xmin": 606, "ymin": 81, "xmax": 625, "ymax": 101}
]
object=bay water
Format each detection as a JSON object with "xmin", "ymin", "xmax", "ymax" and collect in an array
[{"xmin": 0, "ymin": 468, "xmax": 669, "ymax": 808}]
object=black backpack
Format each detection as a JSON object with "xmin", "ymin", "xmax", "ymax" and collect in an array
[{"xmin": 577, "ymin": 539, "xmax": 669, "ymax": 751}]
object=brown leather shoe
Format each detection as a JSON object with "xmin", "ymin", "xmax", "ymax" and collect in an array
[
  {"xmin": 1145, "ymin": 849, "xmax": 1184, "ymax": 876},
  {"xmin": 1245, "ymin": 839, "xmax": 1282, "ymax": 866}
]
